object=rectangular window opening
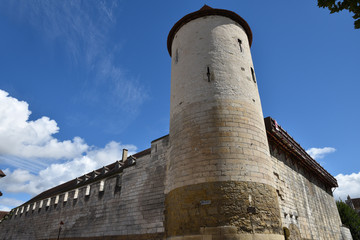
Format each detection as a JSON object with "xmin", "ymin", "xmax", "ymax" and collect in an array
[
  {"xmin": 99, "ymin": 180, "xmax": 105, "ymax": 192},
  {"xmin": 64, "ymin": 192, "xmax": 68, "ymax": 202},
  {"xmin": 74, "ymin": 189, "xmax": 79, "ymax": 199},
  {"xmin": 238, "ymin": 39, "xmax": 242, "ymax": 52},
  {"xmin": 85, "ymin": 185, "xmax": 91, "ymax": 196}
]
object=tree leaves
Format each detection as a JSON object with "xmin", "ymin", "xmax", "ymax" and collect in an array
[
  {"xmin": 337, "ymin": 200, "xmax": 360, "ymax": 239},
  {"xmin": 318, "ymin": 0, "xmax": 360, "ymax": 29}
]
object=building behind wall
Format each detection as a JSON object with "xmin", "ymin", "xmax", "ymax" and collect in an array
[
  {"xmin": 346, "ymin": 195, "xmax": 360, "ymax": 216},
  {"xmin": 0, "ymin": 5, "xmax": 350, "ymax": 240}
]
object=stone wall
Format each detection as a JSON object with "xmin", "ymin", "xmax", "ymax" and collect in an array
[
  {"xmin": 0, "ymin": 136, "xmax": 168, "ymax": 240},
  {"xmin": 166, "ymin": 14, "xmax": 283, "ymax": 239},
  {"xmin": 0, "ymin": 132, "xmax": 346, "ymax": 240},
  {"xmin": 269, "ymin": 142, "xmax": 342, "ymax": 240}
]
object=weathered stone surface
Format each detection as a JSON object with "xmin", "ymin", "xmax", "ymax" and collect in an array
[
  {"xmin": 0, "ymin": 137, "xmax": 168, "ymax": 240},
  {"xmin": 0, "ymin": 6, "xmax": 345, "ymax": 240},
  {"xmin": 45, "ymin": 233, "xmax": 164, "ymax": 240},
  {"xmin": 269, "ymin": 145, "xmax": 343, "ymax": 240},
  {"xmin": 165, "ymin": 181, "xmax": 282, "ymax": 237},
  {"xmin": 166, "ymin": 11, "xmax": 282, "ymax": 240},
  {"xmin": 167, "ymin": 15, "xmax": 273, "ymax": 194},
  {"xmin": 340, "ymin": 226, "xmax": 353, "ymax": 240}
]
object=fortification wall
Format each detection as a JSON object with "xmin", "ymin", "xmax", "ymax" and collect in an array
[
  {"xmin": 269, "ymin": 143, "xmax": 342, "ymax": 240},
  {"xmin": 0, "ymin": 137, "xmax": 168, "ymax": 240}
]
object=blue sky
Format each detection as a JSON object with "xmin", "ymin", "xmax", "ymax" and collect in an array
[{"xmin": 0, "ymin": 0, "xmax": 359, "ymax": 211}]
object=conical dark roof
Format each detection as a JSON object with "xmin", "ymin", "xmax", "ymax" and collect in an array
[{"xmin": 167, "ymin": 5, "xmax": 253, "ymax": 56}]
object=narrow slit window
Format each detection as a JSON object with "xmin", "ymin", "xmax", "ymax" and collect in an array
[
  {"xmin": 116, "ymin": 174, "xmax": 122, "ymax": 188},
  {"xmin": 251, "ymin": 67, "xmax": 256, "ymax": 83},
  {"xmin": 207, "ymin": 66, "xmax": 211, "ymax": 82},
  {"xmin": 238, "ymin": 39, "xmax": 242, "ymax": 52},
  {"xmin": 175, "ymin": 49, "xmax": 179, "ymax": 63}
]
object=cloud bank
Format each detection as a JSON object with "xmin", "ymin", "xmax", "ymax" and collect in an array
[
  {"xmin": 0, "ymin": 198, "xmax": 24, "ymax": 212},
  {"xmin": 0, "ymin": 90, "xmax": 136, "ymax": 210},
  {"xmin": 305, "ymin": 147, "xmax": 360, "ymax": 202},
  {"xmin": 334, "ymin": 172, "xmax": 360, "ymax": 201},
  {"xmin": 0, "ymin": 90, "xmax": 88, "ymax": 162}
]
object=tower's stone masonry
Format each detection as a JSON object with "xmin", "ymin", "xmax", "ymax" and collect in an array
[
  {"xmin": 166, "ymin": 7, "xmax": 282, "ymax": 239},
  {"xmin": 0, "ymin": 6, "xmax": 347, "ymax": 240}
]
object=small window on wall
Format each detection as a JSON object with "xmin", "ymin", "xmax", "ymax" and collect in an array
[
  {"xmin": 251, "ymin": 67, "xmax": 256, "ymax": 83},
  {"xmin": 174, "ymin": 49, "xmax": 179, "ymax": 63},
  {"xmin": 238, "ymin": 39, "xmax": 242, "ymax": 52}
]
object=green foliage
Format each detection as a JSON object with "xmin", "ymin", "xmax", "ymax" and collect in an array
[
  {"xmin": 337, "ymin": 200, "xmax": 360, "ymax": 239},
  {"xmin": 318, "ymin": 0, "xmax": 360, "ymax": 29}
]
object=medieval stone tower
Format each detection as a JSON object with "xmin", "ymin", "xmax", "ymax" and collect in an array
[
  {"xmin": 0, "ymin": 5, "xmax": 346, "ymax": 240},
  {"xmin": 165, "ymin": 5, "xmax": 283, "ymax": 239}
]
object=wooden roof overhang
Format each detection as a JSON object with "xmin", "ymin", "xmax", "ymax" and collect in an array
[{"xmin": 265, "ymin": 117, "xmax": 338, "ymax": 188}]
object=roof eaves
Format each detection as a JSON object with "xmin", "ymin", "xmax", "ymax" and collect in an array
[{"xmin": 264, "ymin": 117, "xmax": 338, "ymax": 188}]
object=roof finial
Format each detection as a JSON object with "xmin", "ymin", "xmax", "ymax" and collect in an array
[{"xmin": 200, "ymin": 5, "xmax": 213, "ymax": 11}]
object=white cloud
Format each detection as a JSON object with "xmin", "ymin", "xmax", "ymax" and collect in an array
[
  {"xmin": 0, "ymin": 90, "xmax": 88, "ymax": 162},
  {"xmin": 0, "ymin": 2, "xmax": 146, "ymax": 211},
  {"xmin": 334, "ymin": 172, "xmax": 360, "ymax": 201},
  {"xmin": 306, "ymin": 147, "xmax": 336, "ymax": 159},
  {"xmin": 0, "ymin": 198, "xmax": 24, "ymax": 210},
  {"xmin": 0, "ymin": 90, "xmax": 137, "ymax": 210},
  {"xmin": 0, "ymin": 141, "xmax": 136, "ymax": 197}
]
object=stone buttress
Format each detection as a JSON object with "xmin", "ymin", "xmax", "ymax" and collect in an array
[{"xmin": 165, "ymin": 6, "xmax": 283, "ymax": 240}]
